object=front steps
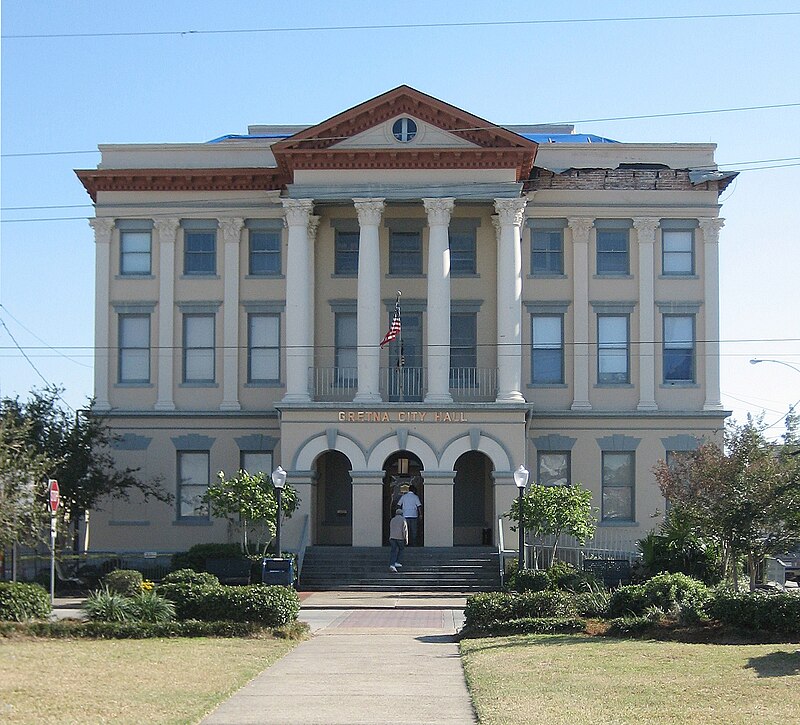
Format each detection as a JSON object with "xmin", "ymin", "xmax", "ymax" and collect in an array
[{"xmin": 298, "ymin": 546, "xmax": 499, "ymax": 592}]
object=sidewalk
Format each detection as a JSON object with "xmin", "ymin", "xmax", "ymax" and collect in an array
[{"xmin": 201, "ymin": 591, "xmax": 475, "ymax": 725}]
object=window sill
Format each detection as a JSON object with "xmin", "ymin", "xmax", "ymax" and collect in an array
[
  {"xmin": 245, "ymin": 381, "xmax": 283, "ymax": 388},
  {"xmin": 115, "ymin": 382, "xmax": 154, "ymax": 388},
  {"xmin": 528, "ymin": 274, "xmax": 567, "ymax": 280},
  {"xmin": 451, "ymin": 272, "xmax": 480, "ymax": 278},
  {"xmin": 245, "ymin": 273, "xmax": 284, "ymax": 280},
  {"xmin": 180, "ymin": 274, "xmax": 220, "ymax": 280},
  {"xmin": 173, "ymin": 519, "xmax": 213, "ymax": 526},
  {"xmin": 180, "ymin": 382, "xmax": 219, "ymax": 388},
  {"xmin": 599, "ymin": 520, "xmax": 638, "ymax": 527},
  {"xmin": 115, "ymin": 274, "xmax": 155, "ymax": 280},
  {"xmin": 659, "ymin": 274, "xmax": 698, "ymax": 280},
  {"xmin": 330, "ymin": 273, "xmax": 357, "ymax": 279},
  {"xmin": 593, "ymin": 274, "xmax": 633, "ymax": 280},
  {"xmin": 660, "ymin": 381, "xmax": 698, "ymax": 388},
  {"xmin": 595, "ymin": 382, "xmax": 634, "ymax": 388},
  {"xmin": 527, "ymin": 382, "xmax": 568, "ymax": 388},
  {"xmin": 386, "ymin": 273, "xmax": 426, "ymax": 279}
]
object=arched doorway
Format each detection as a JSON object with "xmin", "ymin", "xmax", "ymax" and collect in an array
[
  {"xmin": 314, "ymin": 450, "xmax": 353, "ymax": 545},
  {"xmin": 453, "ymin": 451, "xmax": 493, "ymax": 546},
  {"xmin": 382, "ymin": 451, "xmax": 424, "ymax": 546}
]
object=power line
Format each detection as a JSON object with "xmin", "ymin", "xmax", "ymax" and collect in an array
[
  {"xmin": 0, "ymin": 305, "xmax": 92, "ymax": 369},
  {"xmin": 4, "ymin": 11, "xmax": 799, "ymax": 40}
]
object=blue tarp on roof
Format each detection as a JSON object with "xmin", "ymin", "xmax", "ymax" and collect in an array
[
  {"xmin": 207, "ymin": 133, "xmax": 291, "ymax": 143},
  {"xmin": 521, "ymin": 133, "xmax": 618, "ymax": 144}
]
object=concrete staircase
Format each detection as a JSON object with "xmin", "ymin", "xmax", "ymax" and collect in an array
[{"xmin": 298, "ymin": 546, "xmax": 499, "ymax": 592}]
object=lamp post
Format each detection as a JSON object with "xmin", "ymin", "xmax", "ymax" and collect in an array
[
  {"xmin": 271, "ymin": 466, "xmax": 287, "ymax": 557},
  {"xmin": 513, "ymin": 465, "xmax": 529, "ymax": 570},
  {"xmin": 750, "ymin": 358, "xmax": 800, "ymax": 375}
]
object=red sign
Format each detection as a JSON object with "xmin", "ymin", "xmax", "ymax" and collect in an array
[{"xmin": 48, "ymin": 479, "xmax": 60, "ymax": 514}]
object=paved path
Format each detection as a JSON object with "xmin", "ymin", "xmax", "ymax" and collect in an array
[{"xmin": 201, "ymin": 592, "xmax": 475, "ymax": 725}]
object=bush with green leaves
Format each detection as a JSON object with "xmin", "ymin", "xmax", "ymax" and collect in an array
[
  {"xmin": 481, "ymin": 617, "xmax": 587, "ymax": 636},
  {"xmin": 464, "ymin": 590, "xmax": 576, "ymax": 630},
  {"xmin": 161, "ymin": 568, "xmax": 220, "ymax": 586},
  {"xmin": 510, "ymin": 569, "xmax": 550, "ymax": 593},
  {"xmin": 707, "ymin": 591, "xmax": 800, "ymax": 634},
  {"xmin": 605, "ymin": 615, "xmax": 654, "ymax": 637},
  {"xmin": 170, "ymin": 543, "xmax": 242, "ymax": 572},
  {"xmin": 128, "ymin": 590, "xmax": 176, "ymax": 623},
  {"xmin": 571, "ymin": 587, "xmax": 611, "ymax": 617},
  {"xmin": 547, "ymin": 561, "xmax": 601, "ymax": 592},
  {"xmin": 83, "ymin": 586, "xmax": 134, "ymax": 622},
  {"xmin": 1, "ymin": 619, "xmax": 286, "ymax": 639},
  {"xmin": 641, "ymin": 572, "xmax": 710, "ymax": 612},
  {"xmin": 103, "ymin": 569, "xmax": 144, "ymax": 596},
  {"xmin": 0, "ymin": 582, "xmax": 51, "ymax": 621},
  {"xmin": 607, "ymin": 584, "xmax": 649, "ymax": 617}
]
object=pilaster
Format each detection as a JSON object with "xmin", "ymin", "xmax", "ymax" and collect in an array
[
  {"xmin": 154, "ymin": 218, "xmax": 179, "ymax": 411},
  {"xmin": 90, "ymin": 218, "xmax": 114, "ymax": 412},
  {"xmin": 568, "ymin": 218, "xmax": 593, "ymax": 410},
  {"xmin": 634, "ymin": 217, "xmax": 659, "ymax": 411},
  {"xmin": 220, "ymin": 217, "xmax": 244, "ymax": 411},
  {"xmin": 699, "ymin": 217, "xmax": 724, "ymax": 410},
  {"xmin": 350, "ymin": 470, "xmax": 385, "ymax": 546},
  {"xmin": 421, "ymin": 471, "xmax": 455, "ymax": 546}
]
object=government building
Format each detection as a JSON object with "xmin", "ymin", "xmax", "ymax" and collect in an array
[{"xmin": 76, "ymin": 86, "xmax": 732, "ymax": 558}]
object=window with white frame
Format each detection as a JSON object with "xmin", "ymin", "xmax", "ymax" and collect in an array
[
  {"xmin": 531, "ymin": 223, "xmax": 565, "ymax": 275},
  {"xmin": 389, "ymin": 230, "xmax": 422, "ymax": 275},
  {"xmin": 183, "ymin": 221, "xmax": 217, "ymax": 275},
  {"xmin": 118, "ymin": 314, "xmax": 150, "ymax": 383},
  {"xmin": 248, "ymin": 314, "xmax": 280, "ymax": 383},
  {"xmin": 596, "ymin": 222, "xmax": 630, "ymax": 275},
  {"xmin": 248, "ymin": 225, "xmax": 281, "ymax": 276},
  {"xmin": 531, "ymin": 314, "xmax": 564, "ymax": 384},
  {"xmin": 663, "ymin": 314, "xmax": 695, "ymax": 382},
  {"xmin": 241, "ymin": 451, "xmax": 273, "ymax": 477},
  {"xmin": 183, "ymin": 314, "xmax": 215, "ymax": 383},
  {"xmin": 334, "ymin": 229, "xmax": 359, "ymax": 275},
  {"xmin": 449, "ymin": 225, "xmax": 477, "ymax": 275},
  {"xmin": 661, "ymin": 220, "xmax": 696, "ymax": 276},
  {"xmin": 119, "ymin": 220, "xmax": 152, "ymax": 275},
  {"xmin": 334, "ymin": 312, "xmax": 357, "ymax": 386},
  {"xmin": 602, "ymin": 451, "xmax": 635, "ymax": 521},
  {"xmin": 450, "ymin": 312, "xmax": 477, "ymax": 386},
  {"xmin": 177, "ymin": 451, "xmax": 209, "ymax": 519},
  {"xmin": 537, "ymin": 451, "xmax": 570, "ymax": 487},
  {"xmin": 598, "ymin": 315, "xmax": 629, "ymax": 384}
]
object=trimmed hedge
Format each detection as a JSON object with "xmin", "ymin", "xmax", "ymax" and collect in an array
[
  {"xmin": 161, "ymin": 569, "xmax": 220, "ymax": 586},
  {"xmin": 607, "ymin": 584, "xmax": 649, "ymax": 617},
  {"xmin": 605, "ymin": 616, "xmax": 654, "ymax": 637},
  {"xmin": 509, "ymin": 569, "xmax": 550, "ymax": 593},
  {"xmin": 607, "ymin": 574, "xmax": 710, "ymax": 617},
  {"xmin": 0, "ymin": 619, "xmax": 272, "ymax": 639},
  {"xmin": 480, "ymin": 617, "xmax": 587, "ymax": 636},
  {"xmin": 464, "ymin": 590, "xmax": 576, "ymax": 630},
  {"xmin": 103, "ymin": 569, "xmax": 144, "ymax": 596},
  {"xmin": 707, "ymin": 591, "xmax": 800, "ymax": 634},
  {"xmin": 0, "ymin": 582, "xmax": 52, "ymax": 621}
]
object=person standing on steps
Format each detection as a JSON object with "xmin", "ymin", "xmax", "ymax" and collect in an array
[
  {"xmin": 389, "ymin": 507, "xmax": 408, "ymax": 573},
  {"xmin": 398, "ymin": 484, "xmax": 422, "ymax": 546}
]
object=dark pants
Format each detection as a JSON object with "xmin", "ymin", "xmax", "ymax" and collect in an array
[
  {"xmin": 389, "ymin": 538, "xmax": 404, "ymax": 567},
  {"xmin": 405, "ymin": 517, "xmax": 419, "ymax": 546}
]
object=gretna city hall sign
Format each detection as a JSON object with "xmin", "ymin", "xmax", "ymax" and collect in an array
[{"xmin": 337, "ymin": 410, "xmax": 468, "ymax": 423}]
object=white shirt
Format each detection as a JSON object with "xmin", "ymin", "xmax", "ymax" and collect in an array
[{"xmin": 398, "ymin": 491, "xmax": 421, "ymax": 518}]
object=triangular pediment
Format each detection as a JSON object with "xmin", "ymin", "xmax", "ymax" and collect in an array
[{"xmin": 331, "ymin": 115, "xmax": 480, "ymax": 150}]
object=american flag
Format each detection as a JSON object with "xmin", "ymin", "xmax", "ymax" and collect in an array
[{"xmin": 380, "ymin": 300, "xmax": 401, "ymax": 348}]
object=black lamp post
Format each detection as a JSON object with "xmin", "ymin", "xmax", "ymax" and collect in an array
[
  {"xmin": 271, "ymin": 466, "xmax": 286, "ymax": 557},
  {"xmin": 514, "ymin": 464, "xmax": 529, "ymax": 570}
]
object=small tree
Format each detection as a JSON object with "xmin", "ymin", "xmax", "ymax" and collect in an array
[
  {"xmin": 508, "ymin": 483, "xmax": 597, "ymax": 568},
  {"xmin": 204, "ymin": 470, "xmax": 299, "ymax": 557}
]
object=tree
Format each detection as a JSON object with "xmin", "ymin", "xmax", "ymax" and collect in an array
[
  {"xmin": 654, "ymin": 416, "xmax": 800, "ymax": 590},
  {"xmin": 507, "ymin": 483, "xmax": 597, "ymax": 568},
  {"xmin": 204, "ymin": 469, "xmax": 300, "ymax": 557}
]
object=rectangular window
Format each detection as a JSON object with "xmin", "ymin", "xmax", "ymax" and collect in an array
[
  {"xmin": 598, "ymin": 315, "xmax": 629, "ymax": 384},
  {"xmin": 531, "ymin": 229, "xmax": 564, "ymax": 275},
  {"xmin": 334, "ymin": 312, "xmax": 357, "ymax": 386},
  {"xmin": 449, "ymin": 228, "xmax": 476, "ymax": 275},
  {"xmin": 537, "ymin": 451, "xmax": 570, "ymax": 487},
  {"xmin": 597, "ymin": 228, "xmax": 630, "ymax": 275},
  {"xmin": 531, "ymin": 315, "xmax": 564, "ymax": 384},
  {"xmin": 183, "ymin": 221, "xmax": 217, "ymax": 275},
  {"xmin": 663, "ymin": 315, "xmax": 695, "ymax": 382},
  {"xmin": 335, "ymin": 230, "xmax": 359, "ymax": 275},
  {"xmin": 183, "ymin": 314, "xmax": 215, "ymax": 383},
  {"xmin": 662, "ymin": 229, "xmax": 694, "ymax": 275},
  {"xmin": 389, "ymin": 230, "xmax": 422, "ymax": 275},
  {"xmin": 602, "ymin": 451, "xmax": 635, "ymax": 521},
  {"xmin": 450, "ymin": 312, "xmax": 477, "ymax": 386},
  {"xmin": 248, "ymin": 314, "xmax": 280, "ymax": 383},
  {"xmin": 241, "ymin": 451, "xmax": 273, "ymax": 477},
  {"xmin": 120, "ymin": 229, "xmax": 152, "ymax": 275},
  {"xmin": 248, "ymin": 229, "xmax": 281, "ymax": 275},
  {"xmin": 177, "ymin": 451, "xmax": 209, "ymax": 519},
  {"xmin": 118, "ymin": 314, "xmax": 150, "ymax": 383}
]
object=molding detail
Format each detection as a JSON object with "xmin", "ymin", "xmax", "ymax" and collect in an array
[
  {"xmin": 532, "ymin": 434, "xmax": 577, "ymax": 451},
  {"xmin": 235, "ymin": 434, "xmax": 278, "ymax": 451},
  {"xmin": 493, "ymin": 197, "xmax": 527, "ymax": 227},
  {"xmin": 633, "ymin": 217, "xmax": 659, "ymax": 242},
  {"xmin": 326, "ymin": 428, "xmax": 338, "ymax": 450},
  {"xmin": 219, "ymin": 217, "xmax": 244, "ymax": 245},
  {"xmin": 596, "ymin": 434, "xmax": 641, "ymax": 451},
  {"xmin": 89, "ymin": 217, "xmax": 114, "ymax": 243},
  {"xmin": 111, "ymin": 433, "xmax": 152, "ymax": 451},
  {"xmin": 396, "ymin": 427, "xmax": 409, "ymax": 451},
  {"xmin": 661, "ymin": 434, "xmax": 702, "ymax": 452},
  {"xmin": 171, "ymin": 434, "xmax": 215, "ymax": 450},
  {"xmin": 353, "ymin": 198, "xmax": 386, "ymax": 226},
  {"xmin": 567, "ymin": 217, "xmax": 594, "ymax": 243},
  {"xmin": 698, "ymin": 217, "xmax": 725, "ymax": 243},
  {"xmin": 422, "ymin": 197, "xmax": 456, "ymax": 225},
  {"xmin": 281, "ymin": 198, "xmax": 314, "ymax": 227}
]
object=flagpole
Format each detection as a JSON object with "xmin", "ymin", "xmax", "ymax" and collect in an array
[{"xmin": 397, "ymin": 291, "xmax": 404, "ymax": 403}]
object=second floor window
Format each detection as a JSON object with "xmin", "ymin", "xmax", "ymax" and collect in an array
[
  {"xmin": 598, "ymin": 315, "xmax": 629, "ymax": 384},
  {"xmin": 531, "ymin": 315, "xmax": 563, "ymax": 384},
  {"xmin": 118, "ymin": 314, "xmax": 150, "ymax": 383},
  {"xmin": 248, "ymin": 229, "xmax": 281, "ymax": 275},
  {"xmin": 335, "ymin": 230, "xmax": 359, "ymax": 275},
  {"xmin": 531, "ymin": 228, "xmax": 564, "ymax": 275},
  {"xmin": 449, "ymin": 228, "xmax": 477, "ymax": 275},
  {"xmin": 183, "ymin": 222, "xmax": 217, "ymax": 275},
  {"xmin": 389, "ymin": 230, "xmax": 422, "ymax": 275},
  {"xmin": 334, "ymin": 312, "xmax": 357, "ymax": 385},
  {"xmin": 450, "ymin": 312, "xmax": 477, "ymax": 385},
  {"xmin": 596, "ymin": 228, "xmax": 630, "ymax": 275},
  {"xmin": 248, "ymin": 314, "xmax": 280, "ymax": 383},
  {"xmin": 663, "ymin": 315, "xmax": 695, "ymax": 382},
  {"xmin": 662, "ymin": 229, "xmax": 694, "ymax": 275},
  {"xmin": 119, "ymin": 224, "xmax": 152, "ymax": 275},
  {"xmin": 183, "ymin": 314, "xmax": 215, "ymax": 383}
]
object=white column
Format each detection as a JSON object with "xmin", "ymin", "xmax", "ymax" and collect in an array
[
  {"xmin": 220, "ymin": 217, "xmax": 244, "ymax": 411},
  {"xmin": 281, "ymin": 199, "xmax": 315, "ymax": 403},
  {"xmin": 699, "ymin": 217, "xmax": 724, "ymax": 410},
  {"xmin": 90, "ymin": 218, "xmax": 114, "ymax": 412},
  {"xmin": 353, "ymin": 198, "xmax": 385, "ymax": 403},
  {"xmin": 568, "ymin": 218, "xmax": 593, "ymax": 410},
  {"xmin": 423, "ymin": 198, "xmax": 455, "ymax": 403},
  {"xmin": 494, "ymin": 197, "xmax": 528, "ymax": 402},
  {"xmin": 154, "ymin": 218, "xmax": 179, "ymax": 411},
  {"xmin": 634, "ymin": 218, "xmax": 659, "ymax": 411},
  {"xmin": 307, "ymin": 215, "xmax": 321, "ymax": 378}
]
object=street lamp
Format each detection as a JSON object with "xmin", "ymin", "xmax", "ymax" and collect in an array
[
  {"xmin": 750, "ymin": 358, "xmax": 800, "ymax": 374},
  {"xmin": 271, "ymin": 466, "xmax": 287, "ymax": 557},
  {"xmin": 513, "ymin": 465, "xmax": 530, "ymax": 570}
]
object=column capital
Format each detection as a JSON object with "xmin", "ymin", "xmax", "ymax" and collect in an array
[
  {"xmin": 567, "ymin": 217, "xmax": 594, "ymax": 243},
  {"xmin": 633, "ymin": 217, "xmax": 660, "ymax": 241},
  {"xmin": 281, "ymin": 198, "xmax": 314, "ymax": 227},
  {"xmin": 698, "ymin": 217, "xmax": 725, "ymax": 242},
  {"xmin": 89, "ymin": 217, "xmax": 114, "ymax": 243},
  {"xmin": 493, "ymin": 197, "xmax": 527, "ymax": 227},
  {"xmin": 307, "ymin": 215, "xmax": 321, "ymax": 241},
  {"xmin": 353, "ymin": 198, "xmax": 386, "ymax": 226},
  {"xmin": 153, "ymin": 217, "xmax": 180, "ymax": 241},
  {"xmin": 422, "ymin": 197, "xmax": 456, "ymax": 225},
  {"xmin": 219, "ymin": 217, "xmax": 244, "ymax": 245}
]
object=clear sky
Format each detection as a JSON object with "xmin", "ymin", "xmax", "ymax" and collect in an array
[{"xmin": 2, "ymin": 1, "xmax": 799, "ymax": 437}]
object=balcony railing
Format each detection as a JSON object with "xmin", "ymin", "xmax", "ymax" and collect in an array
[{"xmin": 310, "ymin": 367, "xmax": 497, "ymax": 403}]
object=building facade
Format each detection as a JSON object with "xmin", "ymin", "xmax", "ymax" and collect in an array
[{"xmin": 77, "ymin": 86, "xmax": 732, "ymax": 555}]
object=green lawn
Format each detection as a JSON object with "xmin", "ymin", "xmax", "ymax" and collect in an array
[
  {"xmin": 0, "ymin": 637, "xmax": 294, "ymax": 724},
  {"xmin": 461, "ymin": 634, "xmax": 800, "ymax": 725}
]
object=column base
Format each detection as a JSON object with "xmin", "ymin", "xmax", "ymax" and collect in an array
[
  {"xmin": 219, "ymin": 401, "xmax": 242, "ymax": 412},
  {"xmin": 424, "ymin": 392, "xmax": 453, "ymax": 404},
  {"xmin": 281, "ymin": 393, "xmax": 312, "ymax": 404},
  {"xmin": 703, "ymin": 402, "xmax": 724, "ymax": 411},
  {"xmin": 92, "ymin": 401, "xmax": 112, "ymax": 412},
  {"xmin": 496, "ymin": 391, "xmax": 526, "ymax": 403},
  {"xmin": 636, "ymin": 401, "xmax": 658, "ymax": 412},
  {"xmin": 570, "ymin": 400, "xmax": 593, "ymax": 411},
  {"xmin": 154, "ymin": 401, "xmax": 176, "ymax": 412},
  {"xmin": 353, "ymin": 392, "xmax": 382, "ymax": 404}
]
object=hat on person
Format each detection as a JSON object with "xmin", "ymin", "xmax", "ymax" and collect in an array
[{"xmin": 395, "ymin": 508, "xmax": 403, "ymax": 515}]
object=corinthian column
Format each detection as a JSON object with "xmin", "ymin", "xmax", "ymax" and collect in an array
[
  {"xmin": 220, "ymin": 217, "xmax": 244, "ymax": 411},
  {"xmin": 568, "ymin": 218, "xmax": 593, "ymax": 410},
  {"xmin": 154, "ymin": 218, "xmax": 179, "ymax": 411},
  {"xmin": 281, "ymin": 199, "xmax": 315, "ymax": 403},
  {"xmin": 634, "ymin": 218, "xmax": 659, "ymax": 411},
  {"xmin": 90, "ymin": 218, "xmax": 115, "ymax": 412},
  {"xmin": 699, "ymin": 217, "xmax": 724, "ymax": 410},
  {"xmin": 353, "ymin": 198, "xmax": 385, "ymax": 403},
  {"xmin": 423, "ymin": 198, "xmax": 455, "ymax": 403},
  {"xmin": 494, "ymin": 197, "xmax": 528, "ymax": 402}
]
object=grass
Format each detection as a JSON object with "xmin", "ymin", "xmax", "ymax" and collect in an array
[
  {"xmin": 461, "ymin": 634, "xmax": 800, "ymax": 725},
  {"xmin": 0, "ymin": 637, "xmax": 295, "ymax": 724}
]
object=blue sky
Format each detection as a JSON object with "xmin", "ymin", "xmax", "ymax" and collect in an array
[{"xmin": 2, "ymin": 1, "xmax": 799, "ymax": 436}]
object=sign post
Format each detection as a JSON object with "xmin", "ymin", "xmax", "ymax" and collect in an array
[{"xmin": 47, "ymin": 479, "xmax": 59, "ymax": 604}]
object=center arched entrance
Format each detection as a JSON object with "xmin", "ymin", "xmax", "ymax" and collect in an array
[
  {"xmin": 453, "ymin": 451, "xmax": 494, "ymax": 546},
  {"xmin": 382, "ymin": 450, "xmax": 424, "ymax": 546},
  {"xmin": 314, "ymin": 450, "xmax": 353, "ymax": 545}
]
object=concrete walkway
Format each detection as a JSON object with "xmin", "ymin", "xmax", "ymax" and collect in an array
[{"xmin": 200, "ymin": 591, "xmax": 475, "ymax": 725}]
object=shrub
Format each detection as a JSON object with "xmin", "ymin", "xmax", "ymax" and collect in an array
[
  {"xmin": 607, "ymin": 584, "xmax": 648, "ymax": 617},
  {"xmin": 511, "ymin": 569, "xmax": 550, "ymax": 593},
  {"xmin": 606, "ymin": 615, "xmax": 654, "ymax": 637},
  {"xmin": 641, "ymin": 573, "xmax": 710, "ymax": 612},
  {"xmin": 161, "ymin": 569, "xmax": 220, "ymax": 586},
  {"xmin": 0, "ymin": 582, "xmax": 52, "ymax": 621},
  {"xmin": 571, "ymin": 587, "xmax": 611, "ymax": 617},
  {"xmin": 103, "ymin": 569, "xmax": 144, "ymax": 597},
  {"xmin": 548, "ymin": 561, "xmax": 601, "ymax": 592},
  {"xmin": 481, "ymin": 617, "xmax": 587, "ymax": 636},
  {"xmin": 707, "ymin": 591, "xmax": 800, "ymax": 634},
  {"xmin": 128, "ymin": 591, "xmax": 176, "ymax": 623},
  {"xmin": 464, "ymin": 592, "xmax": 511, "ymax": 630},
  {"xmin": 83, "ymin": 586, "xmax": 134, "ymax": 622},
  {"xmin": 514, "ymin": 590, "xmax": 576, "ymax": 619},
  {"xmin": 464, "ymin": 590, "xmax": 576, "ymax": 630},
  {"xmin": 170, "ymin": 543, "xmax": 242, "ymax": 572}
]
